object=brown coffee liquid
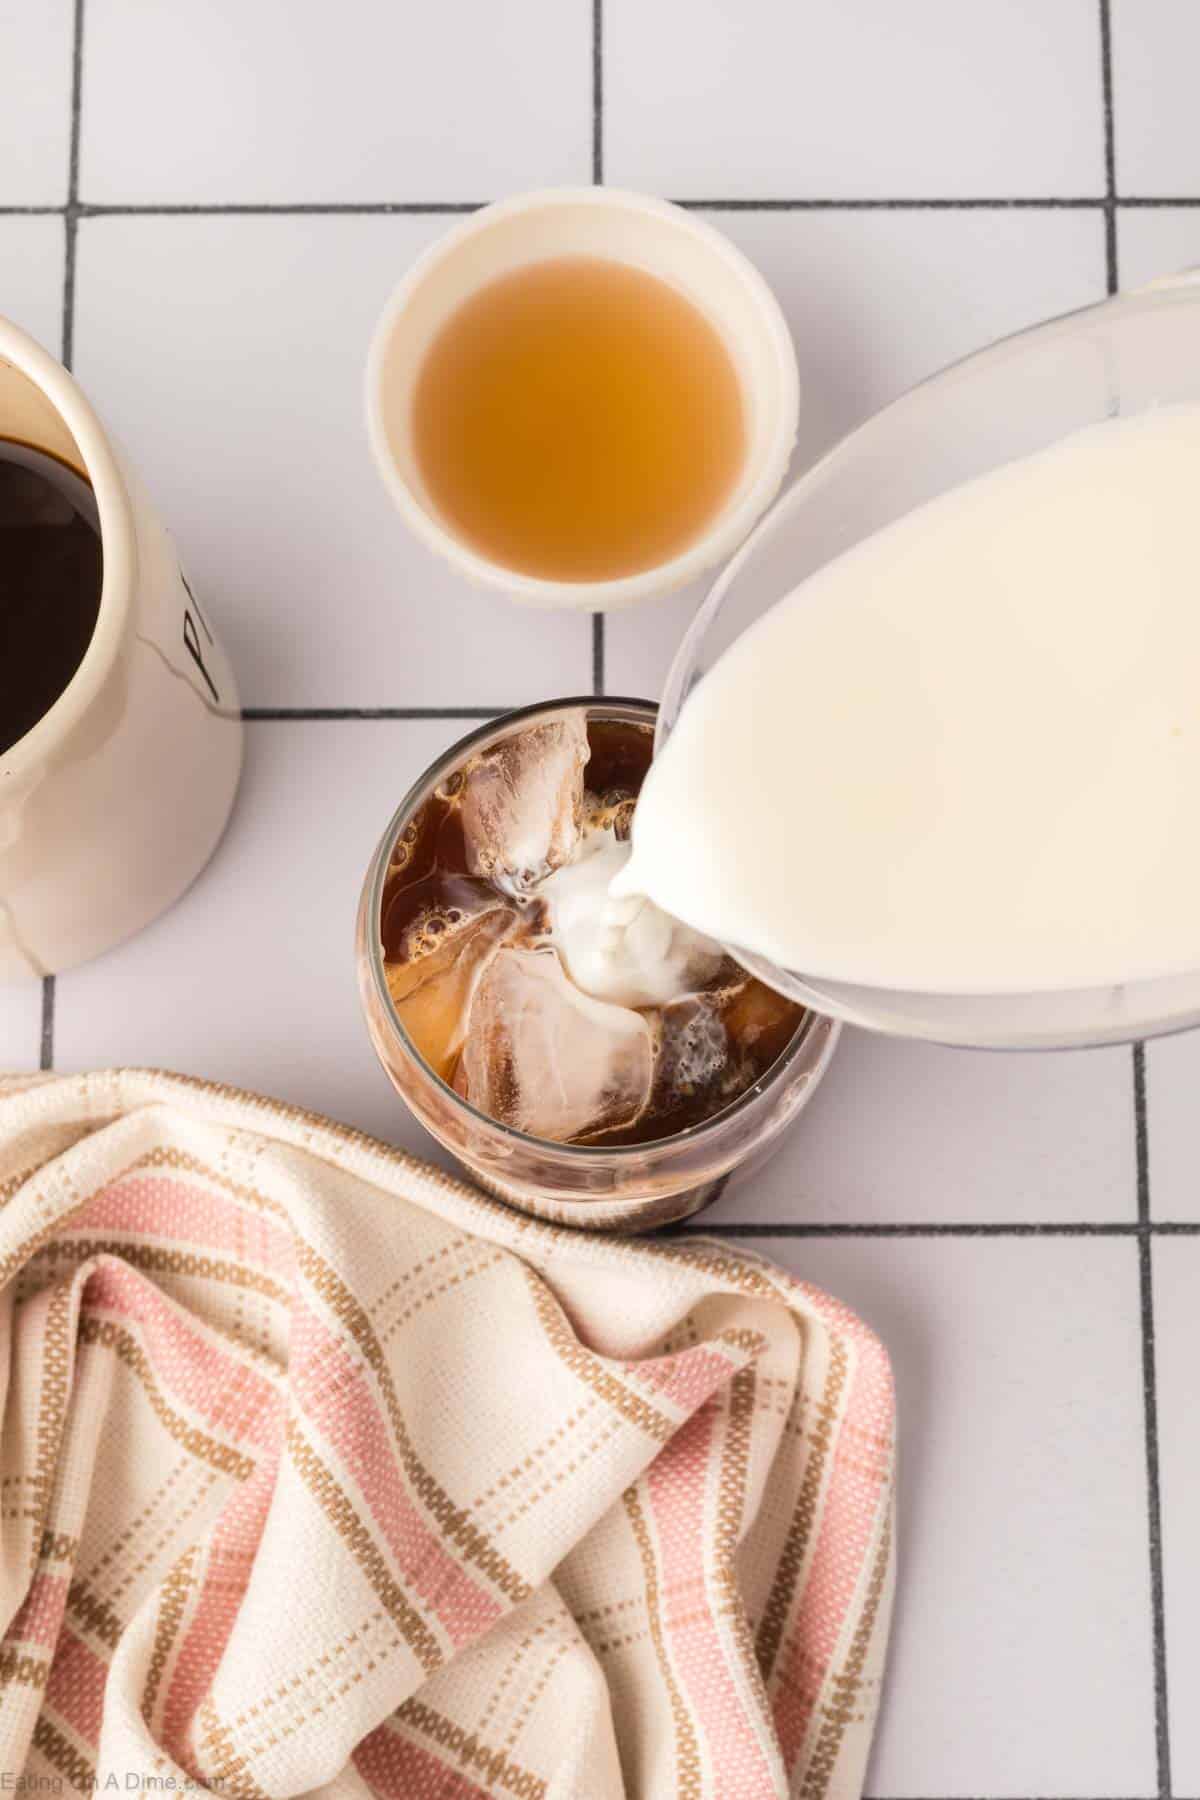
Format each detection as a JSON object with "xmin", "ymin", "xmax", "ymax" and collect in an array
[
  {"xmin": 381, "ymin": 717, "xmax": 807, "ymax": 1148},
  {"xmin": 0, "ymin": 445, "xmax": 102, "ymax": 757},
  {"xmin": 410, "ymin": 257, "xmax": 746, "ymax": 581}
]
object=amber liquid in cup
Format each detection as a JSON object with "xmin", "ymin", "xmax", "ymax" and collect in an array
[{"xmin": 410, "ymin": 257, "xmax": 746, "ymax": 581}]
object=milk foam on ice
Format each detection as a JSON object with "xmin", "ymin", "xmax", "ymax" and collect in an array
[
  {"xmin": 543, "ymin": 828, "xmax": 723, "ymax": 1007},
  {"xmin": 614, "ymin": 407, "xmax": 1200, "ymax": 995},
  {"xmin": 457, "ymin": 711, "xmax": 723, "ymax": 1007}
]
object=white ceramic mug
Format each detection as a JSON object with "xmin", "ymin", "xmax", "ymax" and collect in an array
[
  {"xmin": 365, "ymin": 188, "xmax": 800, "ymax": 610},
  {"xmin": 0, "ymin": 318, "xmax": 242, "ymax": 984}
]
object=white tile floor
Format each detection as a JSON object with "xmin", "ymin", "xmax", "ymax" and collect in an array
[
  {"xmin": 5, "ymin": 2, "xmax": 1200, "ymax": 1793},
  {"xmin": 0, "ymin": 0, "xmax": 74, "ymax": 206},
  {"xmin": 758, "ymin": 1236, "xmax": 1157, "ymax": 1797},
  {"xmin": 605, "ymin": 1, "xmax": 1106, "ymax": 199},
  {"xmin": 0, "ymin": 214, "xmax": 66, "ymax": 349},
  {"xmin": 80, "ymin": 0, "xmax": 592, "ymax": 204},
  {"xmin": 1119, "ymin": 207, "xmax": 1200, "ymax": 290},
  {"xmin": 1111, "ymin": 1, "xmax": 1200, "ymax": 198}
]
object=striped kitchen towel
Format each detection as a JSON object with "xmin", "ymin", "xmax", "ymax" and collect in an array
[{"xmin": 0, "ymin": 1068, "xmax": 894, "ymax": 1798}]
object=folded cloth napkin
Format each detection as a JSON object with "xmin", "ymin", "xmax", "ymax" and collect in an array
[{"xmin": 0, "ymin": 1069, "xmax": 895, "ymax": 1798}]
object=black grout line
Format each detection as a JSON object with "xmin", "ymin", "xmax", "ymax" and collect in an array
[
  {"xmin": 38, "ymin": 977, "xmax": 55, "ymax": 1072},
  {"xmin": 43, "ymin": 0, "xmax": 85, "ymax": 1073},
  {"xmin": 673, "ymin": 1219, "xmax": 1200, "ymax": 1239},
  {"xmin": 1139, "ymin": 1224, "xmax": 1173, "ymax": 1799},
  {"xmin": 1135, "ymin": 1043, "xmax": 1150, "ymax": 1227},
  {"xmin": 60, "ymin": 0, "xmax": 84, "ymax": 369},
  {"xmin": 76, "ymin": 200, "xmax": 484, "ymax": 217},
  {"xmin": 240, "ymin": 706, "xmax": 508, "ymax": 722},
  {"xmin": 6, "ymin": 196, "xmax": 1200, "ymax": 222},
  {"xmin": 60, "ymin": 218, "xmax": 77, "ymax": 368},
  {"xmin": 1099, "ymin": 0, "xmax": 1119, "ymax": 293},
  {"xmin": 66, "ymin": 0, "xmax": 84, "ymax": 209},
  {"xmin": 1134, "ymin": 1042, "xmax": 1173, "ymax": 1797},
  {"xmin": 1109, "ymin": 0, "xmax": 1162, "ymax": 1778},
  {"xmin": 592, "ymin": 0, "xmax": 603, "ymax": 185},
  {"xmin": 679, "ymin": 195, "xmax": 1109, "ymax": 212}
]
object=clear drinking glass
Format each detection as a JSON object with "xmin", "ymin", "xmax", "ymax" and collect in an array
[
  {"xmin": 660, "ymin": 274, "xmax": 1200, "ymax": 1050},
  {"xmin": 357, "ymin": 698, "xmax": 838, "ymax": 1230}
]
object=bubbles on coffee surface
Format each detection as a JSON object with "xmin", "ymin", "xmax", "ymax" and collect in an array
[{"xmin": 380, "ymin": 710, "xmax": 806, "ymax": 1146}]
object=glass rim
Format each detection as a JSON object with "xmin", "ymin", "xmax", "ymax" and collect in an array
[{"xmin": 361, "ymin": 694, "xmax": 824, "ymax": 1161}]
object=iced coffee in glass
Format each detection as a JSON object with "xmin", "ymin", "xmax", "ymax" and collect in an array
[{"xmin": 357, "ymin": 699, "xmax": 836, "ymax": 1230}]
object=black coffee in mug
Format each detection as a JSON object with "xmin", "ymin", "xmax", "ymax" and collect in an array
[{"xmin": 0, "ymin": 442, "xmax": 103, "ymax": 757}]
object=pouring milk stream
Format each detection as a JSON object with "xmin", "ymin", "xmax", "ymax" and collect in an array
[{"xmin": 612, "ymin": 407, "xmax": 1200, "ymax": 997}]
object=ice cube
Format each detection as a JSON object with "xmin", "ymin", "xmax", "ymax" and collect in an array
[
  {"xmin": 460, "ymin": 713, "xmax": 589, "ymax": 898},
  {"xmin": 386, "ymin": 904, "xmax": 516, "ymax": 1080},
  {"xmin": 460, "ymin": 945, "xmax": 653, "ymax": 1142}
]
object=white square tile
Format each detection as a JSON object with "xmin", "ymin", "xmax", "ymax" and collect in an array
[
  {"xmin": 603, "ymin": 582, "xmax": 705, "ymax": 709},
  {"xmin": 53, "ymin": 717, "xmax": 472, "ymax": 1161},
  {"xmin": 0, "ymin": 988, "xmax": 42, "ymax": 1074},
  {"xmin": 708, "ymin": 1029, "xmax": 1137, "ymax": 1227},
  {"xmin": 605, "ymin": 0, "xmax": 1104, "ymax": 199},
  {"xmin": 0, "ymin": 215, "xmax": 66, "ymax": 353},
  {"xmin": 740, "ymin": 1234, "xmax": 1156, "ymax": 1796},
  {"xmin": 72, "ymin": 215, "xmax": 590, "ymax": 708},
  {"xmin": 1149, "ymin": 1238, "xmax": 1200, "ymax": 1790},
  {"xmin": 80, "ymin": 0, "xmax": 589, "ymax": 204},
  {"xmin": 1112, "ymin": 1, "xmax": 1200, "ymax": 197},
  {"xmin": 1118, "ymin": 206, "xmax": 1200, "ymax": 291},
  {"xmin": 607, "ymin": 208, "xmax": 1107, "ymax": 697},
  {"xmin": 0, "ymin": 0, "xmax": 72, "ymax": 205},
  {"xmin": 1145, "ymin": 1029, "xmax": 1200, "ymax": 1221}
]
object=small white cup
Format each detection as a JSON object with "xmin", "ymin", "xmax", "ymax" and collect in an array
[
  {"xmin": 365, "ymin": 187, "xmax": 800, "ymax": 611},
  {"xmin": 0, "ymin": 318, "xmax": 243, "ymax": 984}
]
